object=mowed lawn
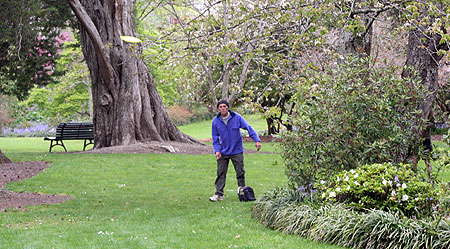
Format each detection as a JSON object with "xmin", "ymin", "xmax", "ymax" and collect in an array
[{"xmin": 0, "ymin": 117, "xmax": 343, "ymax": 249}]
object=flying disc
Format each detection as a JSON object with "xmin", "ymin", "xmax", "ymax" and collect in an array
[{"xmin": 120, "ymin": 36, "xmax": 142, "ymax": 43}]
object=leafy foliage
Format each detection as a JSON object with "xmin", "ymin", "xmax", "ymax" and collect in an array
[
  {"xmin": 280, "ymin": 57, "xmax": 427, "ymax": 188},
  {"xmin": 318, "ymin": 163, "xmax": 439, "ymax": 217},
  {"xmin": 23, "ymin": 38, "xmax": 91, "ymax": 125},
  {"xmin": 0, "ymin": 0, "xmax": 74, "ymax": 99}
]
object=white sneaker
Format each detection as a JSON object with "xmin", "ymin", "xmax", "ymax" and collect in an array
[
  {"xmin": 209, "ymin": 194, "xmax": 224, "ymax": 202},
  {"xmin": 237, "ymin": 186, "xmax": 242, "ymax": 194}
]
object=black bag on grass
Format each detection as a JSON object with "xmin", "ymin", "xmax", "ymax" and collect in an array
[{"xmin": 238, "ymin": 186, "xmax": 256, "ymax": 202}]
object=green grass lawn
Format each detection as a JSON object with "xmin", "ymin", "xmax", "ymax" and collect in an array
[
  {"xmin": 0, "ymin": 134, "xmax": 342, "ymax": 248},
  {"xmin": 177, "ymin": 114, "xmax": 268, "ymax": 140}
]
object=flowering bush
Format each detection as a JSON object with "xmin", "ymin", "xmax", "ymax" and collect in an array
[
  {"xmin": 1, "ymin": 123, "xmax": 53, "ymax": 137},
  {"xmin": 432, "ymin": 122, "xmax": 448, "ymax": 135},
  {"xmin": 318, "ymin": 163, "xmax": 442, "ymax": 217},
  {"xmin": 280, "ymin": 57, "xmax": 426, "ymax": 188}
]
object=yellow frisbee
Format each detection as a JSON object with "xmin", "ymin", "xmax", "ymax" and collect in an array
[{"xmin": 120, "ymin": 36, "xmax": 142, "ymax": 43}]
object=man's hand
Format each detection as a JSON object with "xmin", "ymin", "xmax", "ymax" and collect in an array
[
  {"xmin": 255, "ymin": 141, "xmax": 261, "ymax": 151},
  {"xmin": 215, "ymin": 152, "xmax": 222, "ymax": 160}
]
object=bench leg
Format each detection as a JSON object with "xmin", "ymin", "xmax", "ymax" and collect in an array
[
  {"xmin": 83, "ymin": 139, "xmax": 94, "ymax": 151},
  {"xmin": 49, "ymin": 140, "xmax": 67, "ymax": 152},
  {"xmin": 60, "ymin": 140, "xmax": 67, "ymax": 152}
]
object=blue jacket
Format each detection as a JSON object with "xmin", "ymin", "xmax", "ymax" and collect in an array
[{"xmin": 212, "ymin": 111, "xmax": 261, "ymax": 155}]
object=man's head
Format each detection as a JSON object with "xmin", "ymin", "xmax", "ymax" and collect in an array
[{"xmin": 217, "ymin": 99, "xmax": 230, "ymax": 117}]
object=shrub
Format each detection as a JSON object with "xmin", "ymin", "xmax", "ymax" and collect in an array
[
  {"xmin": 167, "ymin": 104, "xmax": 215, "ymax": 126},
  {"xmin": 166, "ymin": 105, "xmax": 194, "ymax": 126},
  {"xmin": 1, "ymin": 123, "xmax": 53, "ymax": 137},
  {"xmin": 280, "ymin": 57, "xmax": 426, "ymax": 188},
  {"xmin": 318, "ymin": 163, "xmax": 440, "ymax": 218}
]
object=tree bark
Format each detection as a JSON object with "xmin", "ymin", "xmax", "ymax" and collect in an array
[
  {"xmin": 336, "ymin": 0, "xmax": 375, "ymax": 58},
  {"xmin": 401, "ymin": 19, "xmax": 445, "ymax": 129},
  {"xmin": 0, "ymin": 149, "xmax": 11, "ymax": 164},
  {"xmin": 401, "ymin": 7, "xmax": 447, "ymax": 173},
  {"xmin": 68, "ymin": 0, "xmax": 200, "ymax": 148}
]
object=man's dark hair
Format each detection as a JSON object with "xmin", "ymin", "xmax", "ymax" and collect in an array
[{"xmin": 216, "ymin": 99, "xmax": 230, "ymax": 108}]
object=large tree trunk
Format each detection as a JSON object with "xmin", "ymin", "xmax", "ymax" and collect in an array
[
  {"xmin": 401, "ymin": 7, "xmax": 447, "ymax": 174},
  {"xmin": 401, "ymin": 18, "xmax": 445, "ymax": 129},
  {"xmin": 336, "ymin": 0, "xmax": 374, "ymax": 58},
  {"xmin": 0, "ymin": 149, "xmax": 11, "ymax": 164},
  {"xmin": 68, "ymin": 0, "xmax": 199, "ymax": 148}
]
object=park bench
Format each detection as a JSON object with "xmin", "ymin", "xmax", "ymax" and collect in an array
[{"xmin": 44, "ymin": 122, "xmax": 94, "ymax": 152}]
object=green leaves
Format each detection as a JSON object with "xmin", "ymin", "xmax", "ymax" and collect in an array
[
  {"xmin": 0, "ymin": 0, "xmax": 74, "ymax": 100},
  {"xmin": 319, "ymin": 163, "xmax": 439, "ymax": 218},
  {"xmin": 280, "ymin": 57, "xmax": 426, "ymax": 188}
]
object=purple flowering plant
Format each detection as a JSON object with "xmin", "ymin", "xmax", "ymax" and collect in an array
[{"xmin": 1, "ymin": 123, "xmax": 53, "ymax": 137}]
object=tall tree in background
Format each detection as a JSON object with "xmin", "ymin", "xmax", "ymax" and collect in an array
[
  {"xmin": 401, "ymin": 1, "xmax": 449, "ymax": 169},
  {"xmin": 0, "ymin": 0, "xmax": 73, "ymax": 162},
  {"xmin": 0, "ymin": 0, "xmax": 74, "ymax": 100},
  {"xmin": 335, "ymin": 0, "xmax": 375, "ymax": 57},
  {"xmin": 67, "ymin": 0, "xmax": 199, "ymax": 148},
  {"xmin": 402, "ymin": 2, "xmax": 448, "ymax": 119}
]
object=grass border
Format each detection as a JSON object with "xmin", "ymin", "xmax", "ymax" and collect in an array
[{"xmin": 252, "ymin": 188, "xmax": 450, "ymax": 249}]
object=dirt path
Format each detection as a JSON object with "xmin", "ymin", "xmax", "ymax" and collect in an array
[{"xmin": 0, "ymin": 161, "xmax": 72, "ymax": 211}]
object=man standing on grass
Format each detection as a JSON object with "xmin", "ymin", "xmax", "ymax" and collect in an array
[{"xmin": 209, "ymin": 99, "xmax": 261, "ymax": 202}]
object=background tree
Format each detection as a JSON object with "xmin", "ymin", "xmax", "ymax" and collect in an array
[
  {"xmin": 67, "ymin": 0, "xmax": 199, "ymax": 148},
  {"xmin": 0, "ymin": 0, "xmax": 73, "ymax": 162},
  {"xmin": 401, "ymin": 1, "xmax": 449, "ymax": 125},
  {"xmin": 24, "ymin": 37, "xmax": 93, "ymax": 125},
  {"xmin": 0, "ymin": 0, "xmax": 74, "ymax": 100},
  {"xmin": 400, "ymin": 1, "xmax": 449, "ymax": 173},
  {"xmin": 158, "ymin": 0, "xmax": 333, "ymax": 133}
]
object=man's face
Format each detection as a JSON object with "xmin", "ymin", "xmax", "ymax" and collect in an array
[{"xmin": 218, "ymin": 103, "xmax": 229, "ymax": 117}]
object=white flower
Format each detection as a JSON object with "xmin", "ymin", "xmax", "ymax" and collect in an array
[
  {"xmin": 346, "ymin": 186, "xmax": 351, "ymax": 190},
  {"xmin": 350, "ymin": 169, "xmax": 356, "ymax": 174},
  {"xmin": 336, "ymin": 187, "xmax": 341, "ymax": 192},
  {"xmin": 320, "ymin": 180, "xmax": 326, "ymax": 185},
  {"xmin": 391, "ymin": 190, "xmax": 396, "ymax": 196},
  {"xmin": 329, "ymin": 191, "xmax": 336, "ymax": 198},
  {"xmin": 396, "ymin": 183, "xmax": 401, "ymax": 188},
  {"xmin": 354, "ymin": 173, "xmax": 359, "ymax": 178},
  {"xmin": 402, "ymin": 183, "xmax": 407, "ymax": 189},
  {"xmin": 322, "ymin": 193, "xmax": 326, "ymax": 198},
  {"xmin": 402, "ymin": 195, "xmax": 409, "ymax": 201},
  {"xmin": 344, "ymin": 176, "xmax": 349, "ymax": 182},
  {"xmin": 388, "ymin": 180, "xmax": 392, "ymax": 186},
  {"xmin": 336, "ymin": 177, "xmax": 341, "ymax": 182},
  {"xmin": 415, "ymin": 198, "xmax": 419, "ymax": 202},
  {"xmin": 382, "ymin": 179, "xmax": 387, "ymax": 186},
  {"xmin": 354, "ymin": 181, "xmax": 360, "ymax": 186}
]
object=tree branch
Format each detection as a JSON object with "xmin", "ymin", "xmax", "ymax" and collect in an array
[{"xmin": 67, "ymin": 0, "xmax": 115, "ymax": 89}]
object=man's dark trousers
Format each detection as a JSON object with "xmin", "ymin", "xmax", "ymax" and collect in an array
[{"xmin": 214, "ymin": 153, "xmax": 245, "ymax": 196}]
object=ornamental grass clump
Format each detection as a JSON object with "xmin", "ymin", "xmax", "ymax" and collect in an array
[{"xmin": 252, "ymin": 187, "xmax": 450, "ymax": 249}]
